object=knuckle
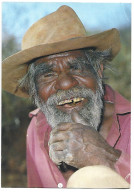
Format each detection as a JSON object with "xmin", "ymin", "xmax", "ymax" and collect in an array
[{"xmin": 64, "ymin": 152, "xmax": 74, "ymax": 164}]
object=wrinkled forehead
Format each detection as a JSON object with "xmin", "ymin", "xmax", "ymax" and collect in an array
[{"xmin": 34, "ymin": 50, "xmax": 86, "ymax": 66}]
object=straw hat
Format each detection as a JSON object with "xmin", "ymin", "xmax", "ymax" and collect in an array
[{"xmin": 2, "ymin": 5, "xmax": 121, "ymax": 98}]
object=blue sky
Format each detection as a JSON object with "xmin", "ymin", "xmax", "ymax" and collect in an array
[{"xmin": 2, "ymin": 2, "xmax": 131, "ymax": 43}]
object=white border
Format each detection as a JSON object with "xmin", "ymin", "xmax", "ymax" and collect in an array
[{"xmin": 0, "ymin": 1, "xmax": 133, "ymax": 194}]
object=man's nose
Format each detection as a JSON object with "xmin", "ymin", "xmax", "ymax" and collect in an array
[{"xmin": 54, "ymin": 72, "xmax": 79, "ymax": 90}]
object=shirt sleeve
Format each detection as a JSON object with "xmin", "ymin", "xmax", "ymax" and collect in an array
[
  {"xmin": 114, "ymin": 113, "xmax": 131, "ymax": 184},
  {"xmin": 26, "ymin": 116, "xmax": 44, "ymax": 187},
  {"xmin": 114, "ymin": 151, "xmax": 130, "ymax": 183}
]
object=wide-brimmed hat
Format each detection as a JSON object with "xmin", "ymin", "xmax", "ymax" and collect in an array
[{"xmin": 2, "ymin": 5, "xmax": 121, "ymax": 98}]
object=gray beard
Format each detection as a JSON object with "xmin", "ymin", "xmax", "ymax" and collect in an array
[{"xmin": 36, "ymin": 84, "xmax": 104, "ymax": 131}]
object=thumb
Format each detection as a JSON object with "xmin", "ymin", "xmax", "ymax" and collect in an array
[{"xmin": 71, "ymin": 110, "xmax": 89, "ymax": 126}]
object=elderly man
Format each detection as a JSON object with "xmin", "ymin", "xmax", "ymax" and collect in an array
[{"xmin": 2, "ymin": 6, "xmax": 130, "ymax": 188}]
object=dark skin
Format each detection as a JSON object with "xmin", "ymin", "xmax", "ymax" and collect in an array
[{"xmin": 36, "ymin": 50, "xmax": 121, "ymax": 181}]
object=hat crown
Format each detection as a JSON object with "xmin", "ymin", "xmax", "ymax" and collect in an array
[{"xmin": 22, "ymin": 6, "xmax": 86, "ymax": 50}]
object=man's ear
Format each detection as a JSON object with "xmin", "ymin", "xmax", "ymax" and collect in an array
[{"xmin": 98, "ymin": 64, "xmax": 104, "ymax": 78}]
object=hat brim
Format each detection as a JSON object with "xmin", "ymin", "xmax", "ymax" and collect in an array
[{"xmin": 2, "ymin": 28, "xmax": 120, "ymax": 98}]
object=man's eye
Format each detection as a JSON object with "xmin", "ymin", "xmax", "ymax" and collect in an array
[
  {"xmin": 70, "ymin": 65, "xmax": 81, "ymax": 71},
  {"xmin": 70, "ymin": 66, "xmax": 83, "ymax": 75},
  {"xmin": 44, "ymin": 73, "xmax": 55, "ymax": 77},
  {"xmin": 70, "ymin": 65, "xmax": 78, "ymax": 70}
]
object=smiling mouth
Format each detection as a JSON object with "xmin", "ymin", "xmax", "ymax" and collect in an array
[
  {"xmin": 57, "ymin": 97, "xmax": 86, "ymax": 107},
  {"xmin": 57, "ymin": 97, "xmax": 87, "ymax": 113}
]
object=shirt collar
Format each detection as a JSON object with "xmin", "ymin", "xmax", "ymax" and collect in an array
[
  {"xmin": 104, "ymin": 84, "xmax": 131, "ymax": 114},
  {"xmin": 29, "ymin": 108, "xmax": 40, "ymax": 118}
]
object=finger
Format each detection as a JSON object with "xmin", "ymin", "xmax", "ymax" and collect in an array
[
  {"xmin": 49, "ymin": 144, "xmax": 74, "ymax": 165},
  {"xmin": 49, "ymin": 142, "xmax": 66, "ymax": 151},
  {"xmin": 71, "ymin": 110, "xmax": 89, "ymax": 126},
  {"xmin": 49, "ymin": 131, "xmax": 68, "ymax": 144},
  {"xmin": 49, "ymin": 148, "xmax": 69, "ymax": 165},
  {"xmin": 49, "ymin": 150, "xmax": 65, "ymax": 165},
  {"xmin": 50, "ymin": 149, "xmax": 73, "ymax": 165},
  {"xmin": 52, "ymin": 122, "xmax": 74, "ymax": 134}
]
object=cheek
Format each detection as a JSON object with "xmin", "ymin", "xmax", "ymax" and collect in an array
[
  {"xmin": 84, "ymin": 78, "xmax": 97, "ymax": 92},
  {"xmin": 75, "ymin": 76, "xmax": 98, "ymax": 93},
  {"xmin": 38, "ymin": 82, "xmax": 56, "ymax": 102}
]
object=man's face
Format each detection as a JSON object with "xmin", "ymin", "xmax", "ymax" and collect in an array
[{"xmin": 34, "ymin": 50, "xmax": 104, "ymax": 129}]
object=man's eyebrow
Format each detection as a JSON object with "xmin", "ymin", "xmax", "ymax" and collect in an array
[
  {"xmin": 34, "ymin": 62, "xmax": 54, "ymax": 77},
  {"xmin": 68, "ymin": 57, "xmax": 87, "ymax": 70},
  {"xmin": 34, "ymin": 56, "xmax": 90, "ymax": 76}
]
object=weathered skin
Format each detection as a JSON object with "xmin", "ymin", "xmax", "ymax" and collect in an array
[
  {"xmin": 48, "ymin": 110, "xmax": 121, "ymax": 170},
  {"xmin": 35, "ymin": 50, "xmax": 121, "ymax": 178}
]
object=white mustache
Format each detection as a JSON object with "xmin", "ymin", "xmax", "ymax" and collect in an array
[{"xmin": 46, "ymin": 86, "xmax": 94, "ymax": 107}]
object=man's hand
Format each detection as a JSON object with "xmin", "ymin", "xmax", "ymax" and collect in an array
[{"xmin": 48, "ymin": 110, "xmax": 121, "ymax": 170}]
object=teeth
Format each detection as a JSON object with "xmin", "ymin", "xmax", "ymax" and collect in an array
[
  {"xmin": 58, "ymin": 98, "xmax": 84, "ymax": 105},
  {"xmin": 73, "ymin": 97, "xmax": 84, "ymax": 103},
  {"xmin": 58, "ymin": 99, "xmax": 72, "ymax": 105}
]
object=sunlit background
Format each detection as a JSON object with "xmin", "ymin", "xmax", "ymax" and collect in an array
[{"xmin": 2, "ymin": 2, "xmax": 131, "ymax": 187}]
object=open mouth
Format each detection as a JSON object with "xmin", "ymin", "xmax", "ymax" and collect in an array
[
  {"xmin": 57, "ymin": 97, "xmax": 87, "ymax": 113},
  {"xmin": 58, "ymin": 97, "xmax": 84, "ymax": 106}
]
